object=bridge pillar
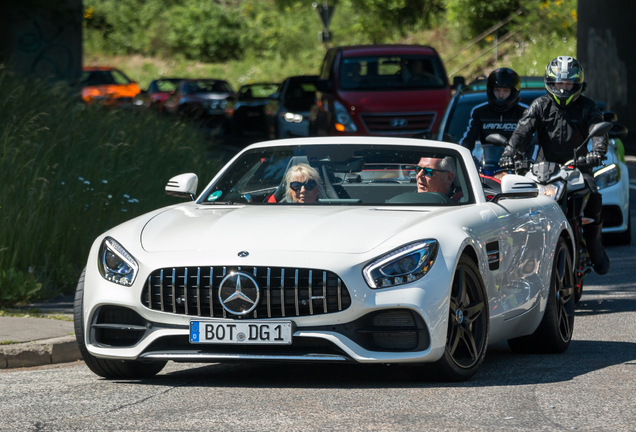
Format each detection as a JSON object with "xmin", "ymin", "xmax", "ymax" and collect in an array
[
  {"xmin": 0, "ymin": 0, "xmax": 83, "ymax": 83},
  {"xmin": 578, "ymin": 0, "xmax": 636, "ymax": 151}
]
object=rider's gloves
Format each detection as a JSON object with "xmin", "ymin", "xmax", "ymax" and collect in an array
[
  {"xmin": 586, "ymin": 150, "xmax": 604, "ymax": 167},
  {"xmin": 499, "ymin": 146, "xmax": 518, "ymax": 170},
  {"xmin": 499, "ymin": 154, "xmax": 516, "ymax": 170}
]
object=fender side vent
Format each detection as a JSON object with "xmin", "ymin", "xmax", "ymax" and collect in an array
[{"xmin": 486, "ymin": 241, "xmax": 500, "ymax": 271}]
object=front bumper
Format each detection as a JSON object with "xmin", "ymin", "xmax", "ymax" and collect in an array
[
  {"xmin": 597, "ymin": 160, "xmax": 630, "ymax": 233},
  {"xmin": 82, "ymin": 251, "xmax": 452, "ymax": 364}
]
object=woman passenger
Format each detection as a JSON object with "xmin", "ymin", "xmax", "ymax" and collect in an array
[{"xmin": 282, "ymin": 163, "xmax": 327, "ymax": 203}]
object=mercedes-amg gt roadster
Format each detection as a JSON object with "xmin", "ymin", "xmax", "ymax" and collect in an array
[{"xmin": 75, "ymin": 137, "xmax": 576, "ymax": 382}]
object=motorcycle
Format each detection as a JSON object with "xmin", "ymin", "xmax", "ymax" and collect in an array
[{"xmin": 486, "ymin": 121, "xmax": 613, "ymax": 303}]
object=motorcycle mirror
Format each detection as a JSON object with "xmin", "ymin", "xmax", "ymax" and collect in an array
[
  {"xmin": 574, "ymin": 121, "xmax": 614, "ymax": 161},
  {"xmin": 485, "ymin": 134, "xmax": 508, "ymax": 147},
  {"xmin": 588, "ymin": 121, "xmax": 613, "ymax": 138}
]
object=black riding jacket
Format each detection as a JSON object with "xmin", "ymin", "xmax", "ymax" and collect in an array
[
  {"xmin": 459, "ymin": 102, "xmax": 528, "ymax": 152},
  {"xmin": 506, "ymin": 94, "xmax": 608, "ymax": 164}
]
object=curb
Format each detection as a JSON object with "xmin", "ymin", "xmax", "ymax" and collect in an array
[{"xmin": 0, "ymin": 336, "xmax": 81, "ymax": 369}]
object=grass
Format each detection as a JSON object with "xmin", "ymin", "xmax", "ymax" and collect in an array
[
  {"xmin": 0, "ymin": 309, "xmax": 74, "ymax": 321},
  {"xmin": 0, "ymin": 68, "xmax": 225, "ymax": 303}
]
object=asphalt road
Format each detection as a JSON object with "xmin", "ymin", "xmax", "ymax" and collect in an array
[{"xmin": 1, "ymin": 160, "xmax": 634, "ymax": 432}]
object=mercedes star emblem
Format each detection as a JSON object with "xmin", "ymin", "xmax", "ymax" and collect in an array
[
  {"xmin": 390, "ymin": 118, "xmax": 408, "ymax": 128},
  {"xmin": 218, "ymin": 272, "xmax": 260, "ymax": 315}
]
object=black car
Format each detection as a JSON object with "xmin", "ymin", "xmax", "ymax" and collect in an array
[
  {"xmin": 265, "ymin": 75, "xmax": 319, "ymax": 139},
  {"xmin": 437, "ymin": 77, "xmax": 546, "ymax": 144},
  {"xmin": 226, "ymin": 83, "xmax": 280, "ymax": 136},
  {"xmin": 164, "ymin": 79, "xmax": 235, "ymax": 123}
]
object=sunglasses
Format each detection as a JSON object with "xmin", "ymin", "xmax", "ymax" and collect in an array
[
  {"xmin": 414, "ymin": 166, "xmax": 449, "ymax": 177},
  {"xmin": 290, "ymin": 179, "xmax": 317, "ymax": 192}
]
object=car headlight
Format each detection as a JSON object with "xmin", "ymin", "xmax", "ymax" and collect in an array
[
  {"xmin": 98, "ymin": 237, "xmax": 139, "ymax": 286},
  {"xmin": 537, "ymin": 180, "xmax": 565, "ymax": 201},
  {"xmin": 594, "ymin": 163, "xmax": 620, "ymax": 190},
  {"xmin": 334, "ymin": 101, "xmax": 357, "ymax": 132},
  {"xmin": 283, "ymin": 112, "xmax": 303, "ymax": 123},
  {"xmin": 363, "ymin": 240, "xmax": 438, "ymax": 289}
]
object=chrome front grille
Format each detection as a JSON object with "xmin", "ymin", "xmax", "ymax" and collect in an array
[
  {"xmin": 360, "ymin": 112, "xmax": 436, "ymax": 134},
  {"xmin": 141, "ymin": 266, "xmax": 351, "ymax": 319}
]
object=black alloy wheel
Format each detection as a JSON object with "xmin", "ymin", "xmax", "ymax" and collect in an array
[
  {"xmin": 443, "ymin": 256, "xmax": 489, "ymax": 371},
  {"xmin": 508, "ymin": 237, "xmax": 575, "ymax": 353},
  {"xmin": 408, "ymin": 255, "xmax": 489, "ymax": 382}
]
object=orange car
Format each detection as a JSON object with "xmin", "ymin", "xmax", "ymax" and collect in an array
[{"xmin": 81, "ymin": 67, "xmax": 141, "ymax": 107}]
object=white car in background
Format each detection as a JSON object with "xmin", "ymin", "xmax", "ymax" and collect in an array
[
  {"xmin": 437, "ymin": 80, "xmax": 630, "ymax": 245},
  {"xmin": 75, "ymin": 137, "xmax": 576, "ymax": 382}
]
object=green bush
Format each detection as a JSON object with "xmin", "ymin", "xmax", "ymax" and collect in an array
[
  {"xmin": 0, "ymin": 68, "xmax": 221, "ymax": 303},
  {"xmin": 0, "ymin": 269, "xmax": 41, "ymax": 307}
]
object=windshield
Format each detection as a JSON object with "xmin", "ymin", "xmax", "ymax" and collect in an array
[
  {"xmin": 200, "ymin": 144, "xmax": 474, "ymax": 206},
  {"xmin": 338, "ymin": 55, "xmax": 446, "ymax": 91},
  {"xmin": 82, "ymin": 70, "xmax": 132, "ymax": 86},
  {"xmin": 182, "ymin": 80, "xmax": 233, "ymax": 94},
  {"xmin": 238, "ymin": 84, "xmax": 279, "ymax": 100}
]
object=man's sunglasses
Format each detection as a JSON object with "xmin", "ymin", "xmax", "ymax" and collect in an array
[
  {"xmin": 290, "ymin": 179, "xmax": 317, "ymax": 191},
  {"xmin": 414, "ymin": 166, "xmax": 448, "ymax": 177}
]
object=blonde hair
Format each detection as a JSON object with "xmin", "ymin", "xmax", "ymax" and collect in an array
[{"xmin": 283, "ymin": 163, "xmax": 327, "ymax": 203}]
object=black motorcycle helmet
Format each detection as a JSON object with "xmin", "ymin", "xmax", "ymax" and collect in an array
[
  {"xmin": 486, "ymin": 68, "xmax": 521, "ymax": 113},
  {"xmin": 544, "ymin": 56, "xmax": 586, "ymax": 108}
]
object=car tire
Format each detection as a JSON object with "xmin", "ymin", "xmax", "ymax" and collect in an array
[
  {"xmin": 407, "ymin": 255, "xmax": 489, "ymax": 382},
  {"xmin": 507, "ymin": 237, "xmax": 575, "ymax": 354},
  {"xmin": 604, "ymin": 209, "xmax": 632, "ymax": 246},
  {"xmin": 74, "ymin": 269, "xmax": 167, "ymax": 379}
]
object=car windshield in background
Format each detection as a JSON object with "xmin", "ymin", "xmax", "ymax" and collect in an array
[
  {"xmin": 238, "ymin": 84, "xmax": 279, "ymax": 100},
  {"xmin": 339, "ymin": 55, "xmax": 446, "ymax": 91},
  {"xmin": 200, "ymin": 144, "xmax": 474, "ymax": 206},
  {"xmin": 183, "ymin": 80, "xmax": 233, "ymax": 94},
  {"xmin": 444, "ymin": 90, "xmax": 547, "ymax": 143},
  {"xmin": 154, "ymin": 79, "xmax": 181, "ymax": 92},
  {"xmin": 284, "ymin": 81, "xmax": 317, "ymax": 111},
  {"xmin": 82, "ymin": 70, "xmax": 132, "ymax": 86}
]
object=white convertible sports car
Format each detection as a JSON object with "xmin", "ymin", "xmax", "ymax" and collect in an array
[{"xmin": 75, "ymin": 137, "xmax": 576, "ymax": 382}]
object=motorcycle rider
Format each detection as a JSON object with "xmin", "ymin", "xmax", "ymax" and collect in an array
[
  {"xmin": 459, "ymin": 68, "xmax": 532, "ymax": 169},
  {"xmin": 499, "ymin": 55, "xmax": 610, "ymax": 275}
]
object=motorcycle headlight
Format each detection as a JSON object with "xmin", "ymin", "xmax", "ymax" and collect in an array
[
  {"xmin": 537, "ymin": 180, "xmax": 565, "ymax": 201},
  {"xmin": 98, "ymin": 237, "xmax": 139, "ymax": 286},
  {"xmin": 334, "ymin": 101, "xmax": 357, "ymax": 132},
  {"xmin": 363, "ymin": 240, "xmax": 438, "ymax": 289},
  {"xmin": 594, "ymin": 163, "xmax": 620, "ymax": 190}
]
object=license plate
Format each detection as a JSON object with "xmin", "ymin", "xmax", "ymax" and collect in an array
[{"xmin": 189, "ymin": 320, "xmax": 292, "ymax": 345}]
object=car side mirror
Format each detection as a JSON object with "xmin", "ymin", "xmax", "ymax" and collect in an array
[
  {"xmin": 491, "ymin": 175, "xmax": 538, "ymax": 203},
  {"xmin": 166, "ymin": 173, "xmax": 198, "ymax": 201},
  {"xmin": 603, "ymin": 111, "xmax": 618, "ymax": 123},
  {"xmin": 608, "ymin": 122, "xmax": 628, "ymax": 140},
  {"xmin": 268, "ymin": 92, "xmax": 280, "ymax": 100},
  {"xmin": 451, "ymin": 76, "xmax": 465, "ymax": 90},
  {"xmin": 315, "ymin": 79, "xmax": 333, "ymax": 93}
]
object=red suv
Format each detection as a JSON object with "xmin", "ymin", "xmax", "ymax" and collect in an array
[{"xmin": 310, "ymin": 45, "xmax": 452, "ymax": 137}]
